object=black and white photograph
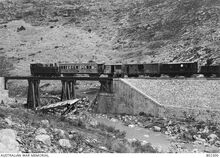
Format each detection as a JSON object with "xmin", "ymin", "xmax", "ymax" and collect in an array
[{"xmin": 0, "ymin": 0, "xmax": 220, "ymax": 156}]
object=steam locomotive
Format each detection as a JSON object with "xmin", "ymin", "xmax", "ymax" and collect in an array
[{"xmin": 30, "ymin": 61, "xmax": 220, "ymax": 78}]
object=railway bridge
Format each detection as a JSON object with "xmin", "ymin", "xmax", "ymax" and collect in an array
[
  {"xmin": 0, "ymin": 76, "xmax": 113, "ymax": 109},
  {"xmin": 1, "ymin": 76, "xmax": 220, "ymax": 123}
]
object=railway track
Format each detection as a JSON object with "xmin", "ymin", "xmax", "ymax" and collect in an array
[
  {"xmin": 121, "ymin": 76, "xmax": 220, "ymax": 80},
  {"xmin": 4, "ymin": 76, "xmax": 220, "ymax": 81}
]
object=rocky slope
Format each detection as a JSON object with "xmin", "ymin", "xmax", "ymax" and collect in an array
[
  {"xmin": 114, "ymin": 0, "xmax": 220, "ymax": 64},
  {"xmin": 0, "ymin": 0, "xmax": 220, "ymax": 77},
  {"xmin": 0, "ymin": 102, "xmax": 158, "ymax": 153},
  {"xmin": 1, "ymin": 99, "xmax": 220, "ymax": 153}
]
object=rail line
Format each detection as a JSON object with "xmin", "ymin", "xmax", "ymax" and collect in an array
[
  {"xmin": 4, "ymin": 76, "xmax": 220, "ymax": 81},
  {"xmin": 122, "ymin": 76, "xmax": 220, "ymax": 80},
  {"xmin": 5, "ymin": 76, "xmax": 113, "ymax": 81}
]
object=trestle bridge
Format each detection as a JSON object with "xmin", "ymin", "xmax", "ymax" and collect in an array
[{"xmin": 2, "ymin": 76, "xmax": 113, "ymax": 109}]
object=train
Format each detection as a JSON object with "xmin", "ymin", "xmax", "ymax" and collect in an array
[{"xmin": 30, "ymin": 60, "xmax": 220, "ymax": 78}]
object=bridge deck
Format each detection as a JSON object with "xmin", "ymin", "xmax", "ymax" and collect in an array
[
  {"xmin": 5, "ymin": 76, "xmax": 113, "ymax": 81},
  {"xmin": 4, "ymin": 76, "xmax": 220, "ymax": 81}
]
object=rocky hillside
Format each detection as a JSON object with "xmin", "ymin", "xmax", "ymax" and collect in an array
[
  {"xmin": 113, "ymin": 0, "xmax": 220, "ymax": 64},
  {"xmin": 0, "ymin": 0, "xmax": 220, "ymax": 76}
]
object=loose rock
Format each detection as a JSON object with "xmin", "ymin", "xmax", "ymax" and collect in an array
[
  {"xmin": 208, "ymin": 134, "xmax": 218, "ymax": 140},
  {"xmin": 99, "ymin": 146, "xmax": 108, "ymax": 150},
  {"xmin": 0, "ymin": 129, "xmax": 19, "ymax": 153},
  {"xmin": 68, "ymin": 134, "xmax": 74, "ymax": 139},
  {"xmin": 202, "ymin": 126, "xmax": 209, "ymax": 134},
  {"xmin": 35, "ymin": 128, "xmax": 47, "ymax": 135},
  {"xmin": 128, "ymin": 124, "xmax": 135, "ymax": 128},
  {"xmin": 70, "ymin": 130, "xmax": 77, "ymax": 134},
  {"xmin": 141, "ymin": 140, "xmax": 149, "ymax": 146},
  {"xmin": 0, "ymin": 129, "xmax": 17, "ymax": 140},
  {"xmin": 89, "ymin": 119, "xmax": 98, "ymax": 127},
  {"xmin": 4, "ymin": 117, "xmax": 13, "ymax": 126},
  {"xmin": 35, "ymin": 134, "xmax": 51, "ymax": 146},
  {"xmin": 59, "ymin": 139, "xmax": 72, "ymax": 148},
  {"xmin": 214, "ymin": 141, "xmax": 220, "ymax": 147},
  {"xmin": 41, "ymin": 120, "xmax": 50, "ymax": 128},
  {"xmin": 153, "ymin": 126, "xmax": 161, "ymax": 132},
  {"xmin": 54, "ymin": 128, "xmax": 66, "ymax": 139},
  {"xmin": 110, "ymin": 118, "xmax": 118, "ymax": 122}
]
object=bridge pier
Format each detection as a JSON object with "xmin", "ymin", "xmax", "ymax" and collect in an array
[
  {"xmin": 27, "ymin": 79, "xmax": 40, "ymax": 109},
  {"xmin": 99, "ymin": 79, "xmax": 113, "ymax": 93},
  {"xmin": 61, "ymin": 80, "xmax": 76, "ymax": 101},
  {"xmin": 0, "ymin": 77, "xmax": 9, "ymax": 104}
]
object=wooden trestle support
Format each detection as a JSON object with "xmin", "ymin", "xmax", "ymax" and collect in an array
[
  {"xmin": 27, "ymin": 79, "xmax": 41, "ymax": 109},
  {"xmin": 61, "ymin": 80, "xmax": 76, "ymax": 101},
  {"xmin": 24, "ymin": 78, "xmax": 113, "ymax": 109},
  {"xmin": 27, "ymin": 79, "xmax": 77, "ymax": 109}
]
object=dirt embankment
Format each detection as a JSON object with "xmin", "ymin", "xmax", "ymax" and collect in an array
[{"xmin": 124, "ymin": 79, "xmax": 220, "ymax": 109}]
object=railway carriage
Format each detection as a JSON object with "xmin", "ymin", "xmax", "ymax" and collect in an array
[
  {"xmin": 144, "ymin": 63, "xmax": 161, "ymax": 77},
  {"xmin": 30, "ymin": 63, "xmax": 60, "ymax": 76},
  {"xmin": 200, "ymin": 65, "xmax": 220, "ymax": 77},
  {"xmin": 59, "ymin": 61, "xmax": 102, "ymax": 77},
  {"xmin": 159, "ymin": 62, "xmax": 198, "ymax": 77},
  {"xmin": 124, "ymin": 64, "xmax": 145, "ymax": 77},
  {"xmin": 103, "ymin": 64, "xmax": 125, "ymax": 77}
]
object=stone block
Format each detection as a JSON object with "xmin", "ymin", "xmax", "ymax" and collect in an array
[
  {"xmin": 0, "ymin": 77, "xmax": 5, "ymax": 90},
  {"xmin": 0, "ymin": 90, "xmax": 9, "ymax": 104}
]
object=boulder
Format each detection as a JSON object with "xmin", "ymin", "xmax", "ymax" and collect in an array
[
  {"xmin": 215, "ymin": 141, "xmax": 220, "ymax": 147},
  {"xmin": 59, "ymin": 139, "xmax": 72, "ymax": 148},
  {"xmin": 54, "ymin": 128, "xmax": 66, "ymax": 139},
  {"xmin": 0, "ymin": 129, "xmax": 17, "ymax": 140},
  {"xmin": 68, "ymin": 134, "xmax": 74, "ymax": 139},
  {"xmin": 144, "ymin": 134, "xmax": 149, "ymax": 138},
  {"xmin": 110, "ymin": 118, "xmax": 118, "ymax": 122},
  {"xmin": 141, "ymin": 140, "xmax": 149, "ymax": 146},
  {"xmin": 2, "ymin": 137, "xmax": 19, "ymax": 153},
  {"xmin": 70, "ymin": 130, "xmax": 77, "ymax": 134},
  {"xmin": 193, "ymin": 135, "xmax": 206, "ymax": 142},
  {"xmin": 99, "ymin": 146, "xmax": 108, "ymax": 150},
  {"xmin": 0, "ymin": 129, "xmax": 19, "ymax": 153},
  {"xmin": 17, "ymin": 26, "xmax": 26, "ymax": 32},
  {"xmin": 41, "ymin": 120, "xmax": 50, "ymax": 128},
  {"xmin": 127, "ymin": 138, "xmax": 137, "ymax": 143},
  {"xmin": 202, "ymin": 126, "xmax": 209, "ymax": 134},
  {"xmin": 128, "ymin": 124, "xmax": 135, "ymax": 128},
  {"xmin": 4, "ymin": 117, "xmax": 13, "ymax": 126},
  {"xmin": 153, "ymin": 126, "xmax": 161, "ymax": 132},
  {"xmin": 204, "ymin": 146, "xmax": 220, "ymax": 153},
  {"xmin": 89, "ymin": 119, "xmax": 98, "ymax": 127},
  {"xmin": 35, "ymin": 128, "xmax": 47, "ymax": 135},
  {"xmin": 35, "ymin": 134, "xmax": 51, "ymax": 146},
  {"xmin": 208, "ymin": 134, "xmax": 218, "ymax": 140},
  {"xmin": 0, "ymin": 143, "xmax": 8, "ymax": 153}
]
